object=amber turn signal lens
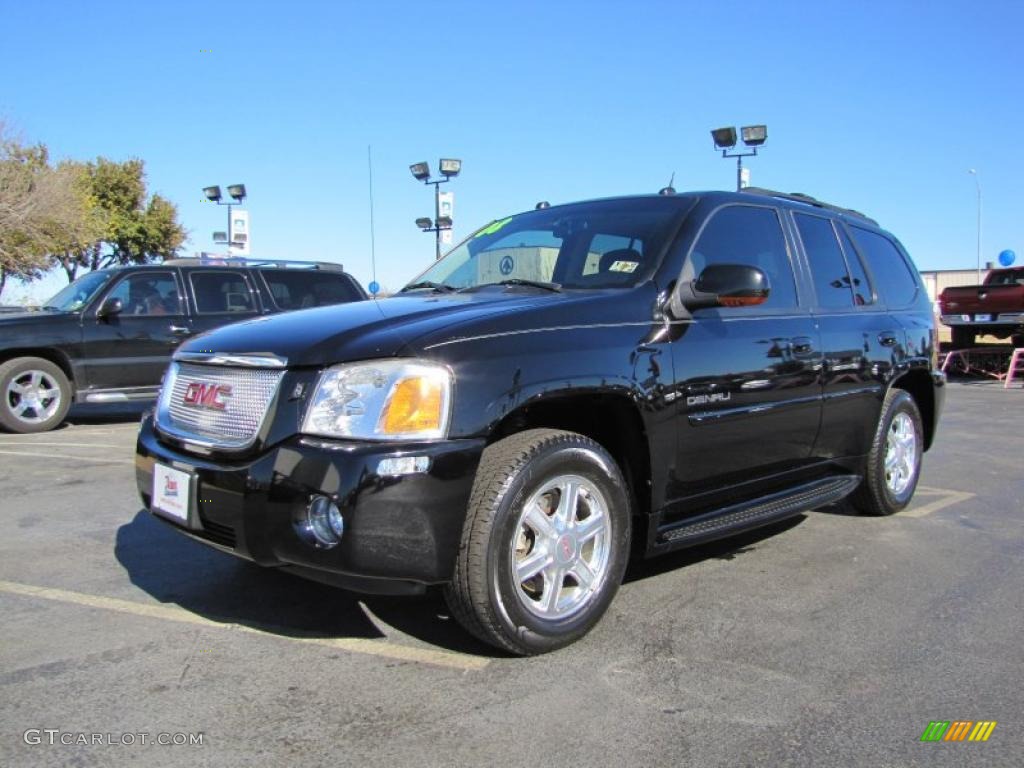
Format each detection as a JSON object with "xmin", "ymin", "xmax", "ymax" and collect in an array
[{"xmin": 381, "ymin": 377, "xmax": 443, "ymax": 434}]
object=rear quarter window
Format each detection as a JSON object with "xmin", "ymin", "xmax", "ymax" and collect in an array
[
  {"xmin": 847, "ymin": 226, "xmax": 920, "ymax": 307},
  {"xmin": 259, "ymin": 271, "xmax": 363, "ymax": 309}
]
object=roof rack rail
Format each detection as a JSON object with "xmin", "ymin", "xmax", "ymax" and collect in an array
[
  {"xmin": 164, "ymin": 257, "xmax": 344, "ymax": 272},
  {"xmin": 740, "ymin": 187, "xmax": 878, "ymax": 226}
]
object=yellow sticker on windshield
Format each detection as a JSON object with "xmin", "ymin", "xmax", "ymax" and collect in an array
[
  {"xmin": 609, "ymin": 260, "xmax": 639, "ymax": 273},
  {"xmin": 474, "ymin": 217, "xmax": 513, "ymax": 238}
]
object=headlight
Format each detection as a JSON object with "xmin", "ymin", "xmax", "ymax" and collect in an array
[{"xmin": 302, "ymin": 360, "xmax": 452, "ymax": 440}]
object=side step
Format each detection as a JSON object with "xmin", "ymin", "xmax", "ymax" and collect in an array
[{"xmin": 654, "ymin": 475, "xmax": 861, "ymax": 551}]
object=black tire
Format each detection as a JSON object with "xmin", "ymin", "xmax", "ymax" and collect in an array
[
  {"xmin": 444, "ymin": 429, "xmax": 631, "ymax": 655},
  {"xmin": 0, "ymin": 356, "xmax": 72, "ymax": 433},
  {"xmin": 951, "ymin": 327, "xmax": 974, "ymax": 349},
  {"xmin": 850, "ymin": 389, "xmax": 924, "ymax": 516},
  {"xmin": 1012, "ymin": 334, "xmax": 1024, "ymax": 348}
]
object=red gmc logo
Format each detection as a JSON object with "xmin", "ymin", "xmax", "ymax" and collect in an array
[{"xmin": 182, "ymin": 382, "xmax": 232, "ymax": 410}]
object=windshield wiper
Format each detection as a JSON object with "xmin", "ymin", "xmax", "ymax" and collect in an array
[
  {"xmin": 461, "ymin": 279, "xmax": 562, "ymax": 293},
  {"xmin": 400, "ymin": 281, "xmax": 456, "ymax": 293}
]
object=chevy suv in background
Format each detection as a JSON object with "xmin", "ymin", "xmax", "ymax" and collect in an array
[
  {"xmin": 136, "ymin": 190, "xmax": 944, "ymax": 654},
  {"xmin": 0, "ymin": 258, "xmax": 366, "ymax": 433}
]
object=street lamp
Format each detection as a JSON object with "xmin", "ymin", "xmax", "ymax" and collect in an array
[
  {"xmin": 409, "ymin": 159, "xmax": 461, "ymax": 259},
  {"xmin": 711, "ymin": 124, "xmax": 767, "ymax": 191},
  {"xmin": 204, "ymin": 183, "xmax": 247, "ymax": 252},
  {"xmin": 968, "ymin": 169, "xmax": 982, "ymax": 281}
]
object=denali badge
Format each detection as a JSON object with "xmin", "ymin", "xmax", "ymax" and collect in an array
[
  {"xmin": 687, "ymin": 392, "xmax": 731, "ymax": 406},
  {"xmin": 182, "ymin": 382, "xmax": 232, "ymax": 410}
]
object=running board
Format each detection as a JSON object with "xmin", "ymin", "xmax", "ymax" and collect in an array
[{"xmin": 654, "ymin": 475, "xmax": 861, "ymax": 551}]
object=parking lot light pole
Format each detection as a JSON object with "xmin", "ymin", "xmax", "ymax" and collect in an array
[
  {"xmin": 968, "ymin": 169, "xmax": 982, "ymax": 281},
  {"xmin": 711, "ymin": 125, "xmax": 767, "ymax": 191},
  {"xmin": 410, "ymin": 160, "xmax": 461, "ymax": 260},
  {"xmin": 204, "ymin": 184, "xmax": 247, "ymax": 252}
]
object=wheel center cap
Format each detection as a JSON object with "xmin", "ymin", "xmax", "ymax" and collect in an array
[{"xmin": 555, "ymin": 533, "xmax": 577, "ymax": 565}]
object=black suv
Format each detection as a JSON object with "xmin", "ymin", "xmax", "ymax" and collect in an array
[
  {"xmin": 1, "ymin": 258, "xmax": 366, "ymax": 433},
  {"xmin": 135, "ymin": 190, "xmax": 944, "ymax": 654}
]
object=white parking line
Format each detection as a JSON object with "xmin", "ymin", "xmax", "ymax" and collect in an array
[
  {"xmin": 0, "ymin": 449, "xmax": 135, "ymax": 465},
  {"xmin": 0, "ymin": 441, "xmax": 124, "ymax": 449},
  {"xmin": 0, "ymin": 580, "xmax": 489, "ymax": 672},
  {"xmin": 902, "ymin": 486, "xmax": 976, "ymax": 518}
]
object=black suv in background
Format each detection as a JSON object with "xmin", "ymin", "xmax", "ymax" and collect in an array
[
  {"xmin": 0, "ymin": 258, "xmax": 366, "ymax": 432},
  {"xmin": 136, "ymin": 190, "xmax": 944, "ymax": 654}
]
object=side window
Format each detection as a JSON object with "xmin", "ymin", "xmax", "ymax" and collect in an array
[
  {"xmin": 259, "ymin": 271, "xmax": 362, "ymax": 310},
  {"xmin": 836, "ymin": 226, "xmax": 874, "ymax": 305},
  {"xmin": 795, "ymin": 214, "xmax": 855, "ymax": 309},
  {"xmin": 106, "ymin": 272, "xmax": 181, "ymax": 316},
  {"xmin": 687, "ymin": 205, "xmax": 798, "ymax": 310},
  {"xmin": 189, "ymin": 271, "xmax": 255, "ymax": 314},
  {"xmin": 848, "ymin": 226, "xmax": 919, "ymax": 307}
]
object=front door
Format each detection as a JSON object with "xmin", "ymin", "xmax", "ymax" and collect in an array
[
  {"xmin": 81, "ymin": 270, "xmax": 189, "ymax": 391},
  {"xmin": 669, "ymin": 203, "xmax": 822, "ymax": 504}
]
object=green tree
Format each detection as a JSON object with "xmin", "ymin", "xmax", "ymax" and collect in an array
[{"xmin": 53, "ymin": 158, "xmax": 187, "ymax": 282}]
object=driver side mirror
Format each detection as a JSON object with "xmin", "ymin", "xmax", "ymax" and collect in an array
[
  {"xmin": 670, "ymin": 264, "xmax": 770, "ymax": 316},
  {"xmin": 96, "ymin": 297, "xmax": 123, "ymax": 319}
]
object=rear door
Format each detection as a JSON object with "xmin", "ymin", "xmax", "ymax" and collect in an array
[
  {"xmin": 81, "ymin": 270, "xmax": 189, "ymax": 390},
  {"xmin": 792, "ymin": 213, "xmax": 897, "ymax": 459},
  {"xmin": 185, "ymin": 269, "xmax": 261, "ymax": 337},
  {"xmin": 670, "ymin": 203, "xmax": 822, "ymax": 496}
]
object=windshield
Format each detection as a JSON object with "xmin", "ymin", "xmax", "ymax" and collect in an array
[
  {"xmin": 403, "ymin": 198, "xmax": 686, "ymax": 292},
  {"xmin": 45, "ymin": 271, "xmax": 114, "ymax": 312}
]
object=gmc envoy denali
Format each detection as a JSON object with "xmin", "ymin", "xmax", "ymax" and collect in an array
[{"xmin": 136, "ymin": 188, "xmax": 944, "ymax": 655}]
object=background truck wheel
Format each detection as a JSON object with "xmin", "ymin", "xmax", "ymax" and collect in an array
[
  {"xmin": 951, "ymin": 327, "xmax": 974, "ymax": 349},
  {"xmin": 444, "ymin": 429, "xmax": 631, "ymax": 655},
  {"xmin": 0, "ymin": 357, "xmax": 72, "ymax": 433},
  {"xmin": 850, "ymin": 389, "xmax": 924, "ymax": 516}
]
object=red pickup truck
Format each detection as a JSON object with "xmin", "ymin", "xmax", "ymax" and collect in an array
[{"xmin": 939, "ymin": 267, "xmax": 1024, "ymax": 348}]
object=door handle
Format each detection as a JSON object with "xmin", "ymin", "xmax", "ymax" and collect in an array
[
  {"xmin": 790, "ymin": 337, "xmax": 815, "ymax": 355},
  {"xmin": 169, "ymin": 325, "xmax": 191, "ymax": 336},
  {"xmin": 878, "ymin": 331, "xmax": 899, "ymax": 347}
]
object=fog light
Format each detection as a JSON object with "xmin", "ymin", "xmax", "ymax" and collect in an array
[
  {"xmin": 294, "ymin": 495, "xmax": 344, "ymax": 548},
  {"xmin": 377, "ymin": 456, "xmax": 430, "ymax": 476}
]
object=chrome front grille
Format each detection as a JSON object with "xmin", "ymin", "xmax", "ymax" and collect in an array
[{"xmin": 156, "ymin": 362, "xmax": 284, "ymax": 450}]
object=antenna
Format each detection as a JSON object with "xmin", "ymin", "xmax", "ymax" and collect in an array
[
  {"xmin": 659, "ymin": 171, "xmax": 676, "ymax": 196},
  {"xmin": 367, "ymin": 145, "xmax": 377, "ymax": 286}
]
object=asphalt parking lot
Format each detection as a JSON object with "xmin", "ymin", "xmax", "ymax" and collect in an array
[{"xmin": 1, "ymin": 383, "xmax": 1021, "ymax": 767}]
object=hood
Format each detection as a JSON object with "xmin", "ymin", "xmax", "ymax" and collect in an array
[{"xmin": 177, "ymin": 291, "xmax": 605, "ymax": 367}]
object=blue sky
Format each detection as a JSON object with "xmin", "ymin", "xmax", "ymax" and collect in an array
[{"xmin": 2, "ymin": 0, "xmax": 1022, "ymax": 300}]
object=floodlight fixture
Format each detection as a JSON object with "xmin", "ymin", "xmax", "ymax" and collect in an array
[
  {"xmin": 436, "ymin": 215, "xmax": 453, "ymax": 229},
  {"xmin": 711, "ymin": 127, "xmax": 737, "ymax": 149},
  {"xmin": 410, "ymin": 162, "xmax": 431, "ymax": 181},
  {"xmin": 439, "ymin": 158, "xmax": 462, "ymax": 178},
  {"xmin": 416, "ymin": 217, "xmax": 433, "ymax": 230},
  {"xmin": 213, "ymin": 231, "xmax": 228, "ymax": 243},
  {"xmin": 741, "ymin": 125, "xmax": 767, "ymax": 147},
  {"xmin": 204, "ymin": 185, "xmax": 223, "ymax": 202},
  {"xmin": 227, "ymin": 183, "xmax": 247, "ymax": 201}
]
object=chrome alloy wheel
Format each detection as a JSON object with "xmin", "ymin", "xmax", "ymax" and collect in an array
[
  {"xmin": 884, "ymin": 412, "xmax": 917, "ymax": 496},
  {"xmin": 6, "ymin": 369, "xmax": 62, "ymax": 425},
  {"xmin": 510, "ymin": 474, "xmax": 612, "ymax": 621}
]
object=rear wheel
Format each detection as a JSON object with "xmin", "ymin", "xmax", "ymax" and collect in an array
[
  {"xmin": 444, "ymin": 429, "xmax": 631, "ymax": 655},
  {"xmin": 951, "ymin": 327, "xmax": 974, "ymax": 349},
  {"xmin": 851, "ymin": 389, "xmax": 923, "ymax": 516},
  {"xmin": 0, "ymin": 357, "xmax": 72, "ymax": 433}
]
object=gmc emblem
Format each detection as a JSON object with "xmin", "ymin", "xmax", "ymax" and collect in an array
[{"xmin": 182, "ymin": 382, "xmax": 232, "ymax": 410}]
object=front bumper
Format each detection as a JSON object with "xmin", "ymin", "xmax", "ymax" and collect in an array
[{"xmin": 135, "ymin": 415, "xmax": 485, "ymax": 593}]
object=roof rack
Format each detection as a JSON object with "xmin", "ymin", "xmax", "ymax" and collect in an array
[
  {"xmin": 740, "ymin": 187, "xmax": 878, "ymax": 226},
  {"xmin": 165, "ymin": 257, "xmax": 345, "ymax": 272}
]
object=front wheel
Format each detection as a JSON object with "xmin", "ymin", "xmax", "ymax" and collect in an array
[
  {"xmin": 0, "ymin": 357, "xmax": 72, "ymax": 433},
  {"xmin": 850, "ymin": 389, "xmax": 924, "ymax": 516},
  {"xmin": 444, "ymin": 429, "xmax": 631, "ymax": 655}
]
